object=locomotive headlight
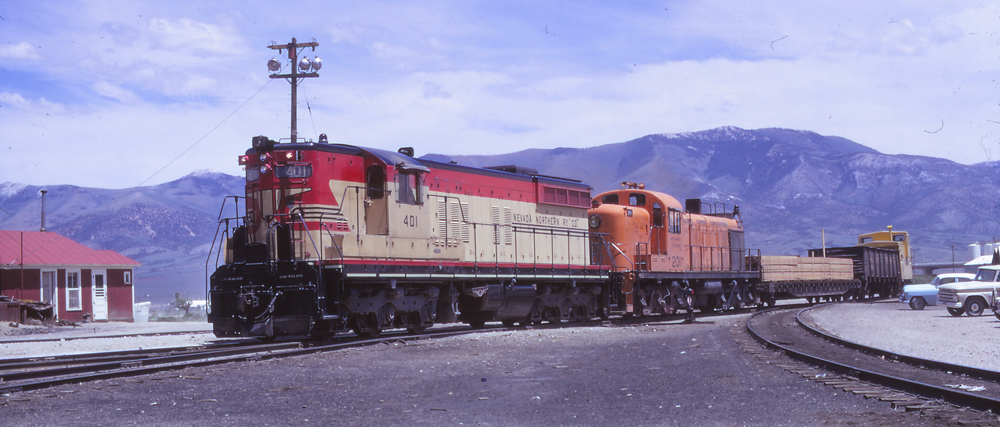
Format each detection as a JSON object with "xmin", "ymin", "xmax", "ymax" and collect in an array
[
  {"xmin": 260, "ymin": 164, "xmax": 271, "ymax": 174},
  {"xmin": 588, "ymin": 214, "xmax": 602, "ymax": 228},
  {"xmin": 285, "ymin": 152, "xmax": 295, "ymax": 160},
  {"xmin": 260, "ymin": 153, "xmax": 271, "ymax": 162},
  {"xmin": 238, "ymin": 155, "xmax": 249, "ymax": 165}
]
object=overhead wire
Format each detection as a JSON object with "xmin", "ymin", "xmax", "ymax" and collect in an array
[{"xmin": 4, "ymin": 71, "xmax": 280, "ymax": 266}]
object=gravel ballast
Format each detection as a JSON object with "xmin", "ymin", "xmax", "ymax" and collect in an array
[
  {"xmin": 0, "ymin": 316, "xmax": 927, "ymax": 426},
  {"xmin": 804, "ymin": 300, "xmax": 1000, "ymax": 371}
]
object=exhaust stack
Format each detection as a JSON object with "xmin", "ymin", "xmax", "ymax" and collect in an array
[{"xmin": 40, "ymin": 190, "xmax": 47, "ymax": 232}]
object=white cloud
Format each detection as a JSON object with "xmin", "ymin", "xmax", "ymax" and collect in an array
[
  {"xmin": 0, "ymin": 92, "xmax": 64, "ymax": 114},
  {"xmin": 91, "ymin": 81, "xmax": 141, "ymax": 104},
  {"xmin": 0, "ymin": 41, "xmax": 41, "ymax": 60},
  {"xmin": 146, "ymin": 18, "xmax": 244, "ymax": 55},
  {"xmin": 2, "ymin": 0, "xmax": 998, "ymax": 188}
]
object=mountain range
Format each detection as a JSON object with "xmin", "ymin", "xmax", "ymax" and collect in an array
[{"xmin": 2, "ymin": 127, "xmax": 995, "ymax": 303}]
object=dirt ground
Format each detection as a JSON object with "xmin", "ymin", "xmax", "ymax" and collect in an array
[{"xmin": 0, "ymin": 315, "xmax": 944, "ymax": 426}]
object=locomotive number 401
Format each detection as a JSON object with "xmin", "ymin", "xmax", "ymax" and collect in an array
[{"xmin": 403, "ymin": 215, "xmax": 418, "ymax": 227}]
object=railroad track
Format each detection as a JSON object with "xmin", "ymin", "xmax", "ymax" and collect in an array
[
  {"xmin": 0, "ymin": 325, "xmax": 495, "ymax": 395},
  {"xmin": 0, "ymin": 300, "xmax": 818, "ymax": 396},
  {"xmin": 0, "ymin": 329, "xmax": 213, "ymax": 345},
  {"xmin": 742, "ymin": 304, "xmax": 1000, "ymax": 423}
]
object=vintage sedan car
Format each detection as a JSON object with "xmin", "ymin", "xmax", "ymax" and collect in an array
[
  {"xmin": 937, "ymin": 265, "xmax": 1000, "ymax": 316},
  {"xmin": 900, "ymin": 272, "xmax": 975, "ymax": 309}
]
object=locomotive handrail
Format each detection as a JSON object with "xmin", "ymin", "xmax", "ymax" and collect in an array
[
  {"xmin": 317, "ymin": 212, "xmax": 346, "ymax": 264},
  {"xmin": 205, "ymin": 195, "xmax": 249, "ymax": 314},
  {"xmin": 609, "ymin": 242, "xmax": 635, "ymax": 270},
  {"xmin": 266, "ymin": 212, "xmax": 324, "ymax": 265},
  {"xmin": 215, "ymin": 195, "xmax": 247, "ymax": 222},
  {"xmin": 587, "ymin": 232, "xmax": 617, "ymax": 270}
]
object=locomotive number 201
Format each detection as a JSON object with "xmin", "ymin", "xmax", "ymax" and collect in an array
[{"xmin": 403, "ymin": 215, "xmax": 418, "ymax": 227}]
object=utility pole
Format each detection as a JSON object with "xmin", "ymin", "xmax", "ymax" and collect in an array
[{"xmin": 267, "ymin": 38, "xmax": 321, "ymax": 143}]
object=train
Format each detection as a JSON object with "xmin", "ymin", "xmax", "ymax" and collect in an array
[{"xmin": 206, "ymin": 137, "xmax": 903, "ymax": 339}]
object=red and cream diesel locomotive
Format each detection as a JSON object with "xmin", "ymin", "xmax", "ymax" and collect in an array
[{"xmin": 208, "ymin": 137, "xmax": 611, "ymax": 338}]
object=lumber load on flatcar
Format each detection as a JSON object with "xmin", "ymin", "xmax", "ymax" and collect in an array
[
  {"xmin": 758, "ymin": 256, "xmax": 854, "ymax": 282},
  {"xmin": 752, "ymin": 255, "xmax": 859, "ymax": 305}
]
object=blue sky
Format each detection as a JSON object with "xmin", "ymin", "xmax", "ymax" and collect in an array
[{"xmin": 1, "ymin": 1, "xmax": 998, "ymax": 188}]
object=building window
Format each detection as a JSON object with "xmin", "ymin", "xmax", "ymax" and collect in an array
[
  {"xmin": 66, "ymin": 271, "xmax": 82, "ymax": 311},
  {"xmin": 124, "ymin": 271, "xmax": 132, "ymax": 284}
]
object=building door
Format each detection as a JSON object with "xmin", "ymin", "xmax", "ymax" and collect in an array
[
  {"xmin": 41, "ymin": 271, "xmax": 57, "ymax": 319},
  {"xmin": 92, "ymin": 270, "xmax": 108, "ymax": 321}
]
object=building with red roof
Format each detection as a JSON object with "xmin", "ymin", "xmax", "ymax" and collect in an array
[{"xmin": 0, "ymin": 231, "xmax": 140, "ymax": 322}]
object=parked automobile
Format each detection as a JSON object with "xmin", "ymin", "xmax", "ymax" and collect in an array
[
  {"xmin": 900, "ymin": 272, "xmax": 975, "ymax": 310},
  {"xmin": 937, "ymin": 265, "xmax": 1000, "ymax": 316}
]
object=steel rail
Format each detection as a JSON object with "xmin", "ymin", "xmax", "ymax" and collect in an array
[
  {"xmin": 796, "ymin": 304, "xmax": 1000, "ymax": 383},
  {"xmin": 0, "ymin": 329, "xmax": 212, "ymax": 345},
  {"xmin": 746, "ymin": 306, "xmax": 1000, "ymax": 413},
  {"xmin": 0, "ymin": 326, "xmax": 490, "ymax": 395},
  {"xmin": 0, "ymin": 342, "xmax": 239, "ymax": 371},
  {"xmin": 0, "ymin": 342, "xmax": 303, "ymax": 386}
]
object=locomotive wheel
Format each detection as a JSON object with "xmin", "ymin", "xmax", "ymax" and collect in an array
[
  {"xmin": 947, "ymin": 307, "xmax": 965, "ymax": 317},
  {"xmin": 353, "ymin": 326, "xmax": 382, "ymax": 338},
  {"xmin": 501, "ymin": 320, "xmax": 517, "ymax": 327},
  {"xmin": 908, "ymin": 297, "xmax": 926, "ymax": 310},
  {"xmin": 469, "ymin": 321, "xmax": 486, "ymax": 329},
  {"xmin": 352, "ymin": 314, "xmax": 383, "ymax": 338},
  {"xmin": 595, "ymin": 298, "xmax": 610, "ymax": 320},
  {"xmin": 559, "ymin": 299, "xmax": 573, "ymax": 323},
  {"xmin": 407, "ymin": 326, "xmax": 426, "ymax": 334},
  {"xmin": 528, "ymin": 300, "xmax": 545, "ymax": 325}
]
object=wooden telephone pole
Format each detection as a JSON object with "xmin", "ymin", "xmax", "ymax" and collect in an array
[{"xmin": 267, "ymin": 38, "xmax": 320, "ymax": 143}]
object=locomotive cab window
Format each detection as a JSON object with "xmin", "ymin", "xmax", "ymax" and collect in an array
[
  {"xmin": 396, "ymin": 171, "xmax": 423, "ymax": 205},
  {"xmin": 629, "ymin": 193, "xmax": 646, "ymax": 207},
  {"xmin": 652, "ymin": 203, "xmax": 663, "ymax": 227},
  {"xmin": 602, "ymin": 194, "xmax": 619, "ymax": 205},
  {"xmin": 859, "ymin": 236, "xmax": 873, "ymax": 244},
  {"xmin": 668, "ymin": 208, "xmax": 682, "ymax": 234},
  {"xmin": 366, "ymin": 165, "xmax": 386, "ymax": 199},
  {"xmin": 893, "ymin": 235, "xmax": 906, "ymax": 242}
]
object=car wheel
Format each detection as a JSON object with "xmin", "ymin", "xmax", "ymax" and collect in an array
[
  {"xmin": 909, "ymin": 297, "xmax": 926, "ymax": 310},
  {"xmin": 965, "ymin": 298, "xmax": 986, "ymax": 316},
  {"xmin": 947, "ymin": 307, "xmax": 965, "ymax": 317}
]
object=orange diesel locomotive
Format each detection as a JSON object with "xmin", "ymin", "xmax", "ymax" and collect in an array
[{"xmin": 588, "ymin": 183, "xmax": 755, "ymax": 320}]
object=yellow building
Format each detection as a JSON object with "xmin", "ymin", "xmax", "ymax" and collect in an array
[{"xmin": 858, "ymin": 226, "xmax": 913, "ymax": 283}]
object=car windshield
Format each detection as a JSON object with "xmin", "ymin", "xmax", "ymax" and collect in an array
[
  {"xmin": 975, "ymin": 270, "xmax": 998, "ymax": 282},
  {"xmin": 930, "ymin": 277, "xmax": 941, "ymax": 286}
]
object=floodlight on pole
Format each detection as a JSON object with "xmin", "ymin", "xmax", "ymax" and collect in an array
[{"xmin": 267, "ymin": 38, "xmax": 320, "ymax": 143}]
